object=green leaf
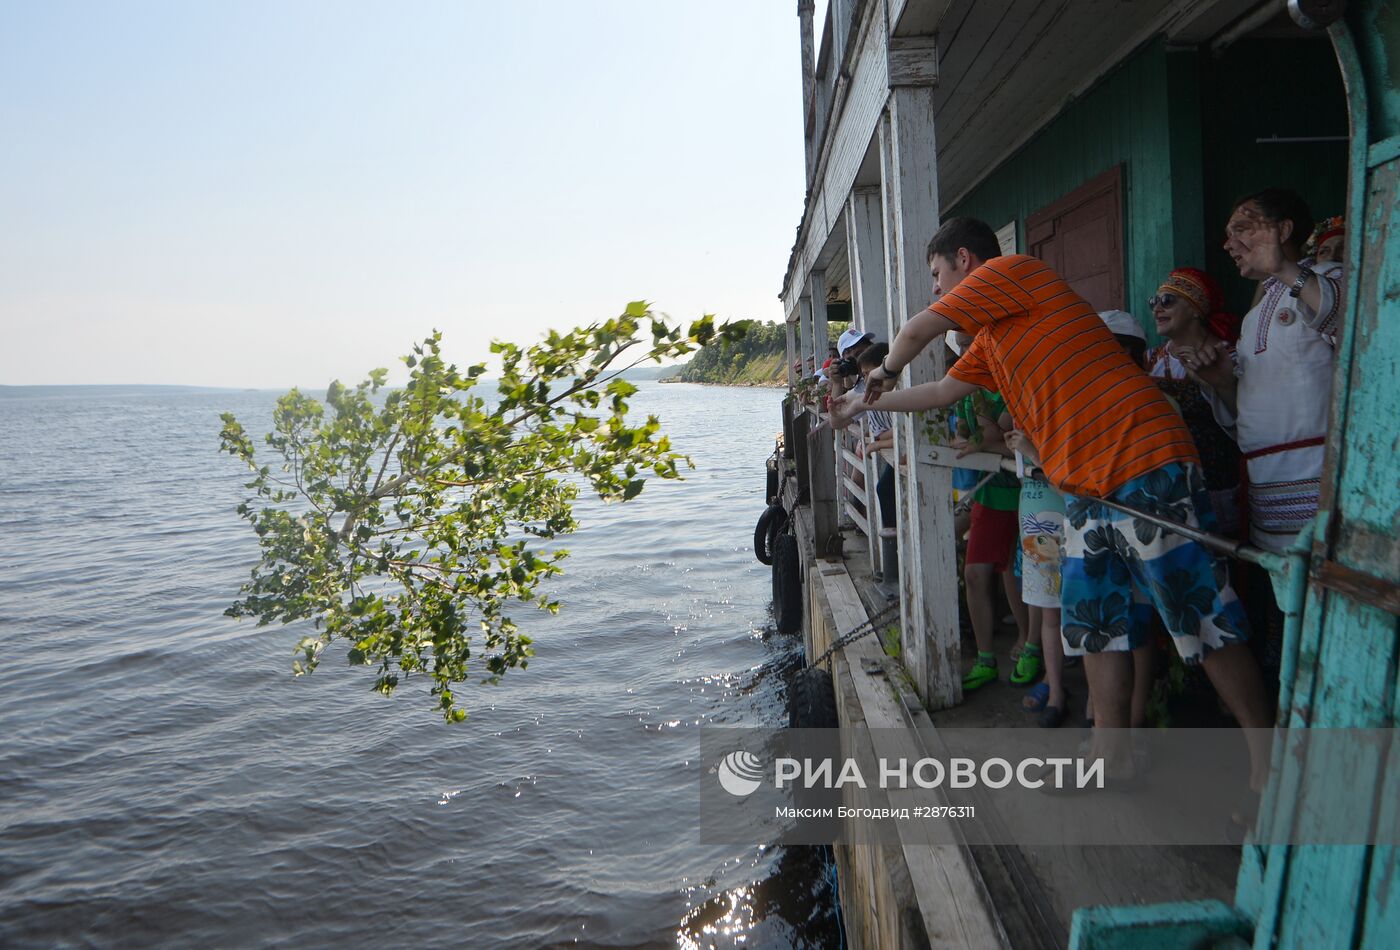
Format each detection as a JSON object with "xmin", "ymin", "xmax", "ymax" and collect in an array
[{"xmin": 605, "ymin": 379, "xmax": 638, "ymax": 399}]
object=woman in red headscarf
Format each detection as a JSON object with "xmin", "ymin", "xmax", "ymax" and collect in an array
[
  {"xmin": 1146, "ymin": 267, "xmax": 1243, "ymax": 537},
  {"xmin": 1146, "ymin": 267, "xmax": 1241, "ymax": 380}
]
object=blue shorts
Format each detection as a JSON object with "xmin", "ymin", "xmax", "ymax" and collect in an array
[{"xmin": 1060, "ymin": 463, "xmax": 1249, "ymax": 663}]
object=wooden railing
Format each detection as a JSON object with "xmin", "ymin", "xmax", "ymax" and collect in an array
[{"xmin": 833, "ymin": 415, "xmax": 890, "ymax": 579}]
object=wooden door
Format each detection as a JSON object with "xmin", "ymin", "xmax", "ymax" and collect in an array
[{"xmin": 1026, "ymin": 166, "xmax": 1125, "ymax": 311}]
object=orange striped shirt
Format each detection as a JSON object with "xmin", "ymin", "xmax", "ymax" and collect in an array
[{"xmin": 938, "ymin": 255, "xmax": 1197, "ymax": 497}]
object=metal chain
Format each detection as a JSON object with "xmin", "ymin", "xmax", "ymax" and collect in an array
[
  {"xmin": 769, "ymin": 446, "xmax": 790, "ymax": 507},
  {"xmin": 808, "ymin": 602, "xmax": 901, "ymax": 670}
]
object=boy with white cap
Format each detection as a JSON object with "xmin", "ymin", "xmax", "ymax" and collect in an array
[{"xmin": 830, "ymin": 328, "xmax": 875, "ymax": 399}]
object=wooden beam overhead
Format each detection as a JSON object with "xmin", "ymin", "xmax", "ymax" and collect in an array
[
  {"xmin": 888, "ymin": 35, "xmax": 939, "ymax": 87},
  {"xmin": 781, "ymin": 0, "xmax": 889, "ymax": 311}
]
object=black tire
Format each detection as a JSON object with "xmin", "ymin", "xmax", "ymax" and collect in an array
[
  {"xmin": 772, "ymin": 533, "xmax": 803, "ymax": 634},
  {"xmin": 753, "ymin": 504, "xmax": 786, "ymax": 565},
  {"xmin": 766, "ymin": 505, "xmax": 788, "ymax": 561},
  {"xmin": 789, "ymin": 666, "xmax": 838, "ymax": 729},
  {"xmin": 788, "ymin": 667, "xmax": 843, "ymax": 836},
  {"xmin": 765, "ymin": 460, "xmax": 779, "ymax": 504}
]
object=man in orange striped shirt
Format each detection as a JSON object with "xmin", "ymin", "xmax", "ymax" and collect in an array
[{"xmin": 834, "ymin": 217, "xmax": 1270, "ymax": 788}]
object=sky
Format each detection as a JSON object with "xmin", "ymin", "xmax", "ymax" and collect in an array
[{"xmin": 0, "ymin": 1, "xmax": 805, "ymax": 388}]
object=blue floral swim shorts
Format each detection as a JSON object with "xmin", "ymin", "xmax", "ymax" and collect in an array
[{"xmin": 1059, "ymin": 462, "xmax": 1249, "ymax": 664}]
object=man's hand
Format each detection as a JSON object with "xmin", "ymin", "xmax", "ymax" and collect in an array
[
  {"xmin": 1233, "ymin": 209, "xmax": 1290, "ymax": 279},
  {"xmin": 829, "ymin": 391, "xmax": 863, "ymax": 430},
  {"xmin": 863, "ymin": 365, "xmax": 896, "ymax": 403}
]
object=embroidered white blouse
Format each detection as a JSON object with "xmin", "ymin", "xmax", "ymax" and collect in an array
[{"xmin": 1208, "ymin": 260, "xmax": 1343, "ymax": 551}]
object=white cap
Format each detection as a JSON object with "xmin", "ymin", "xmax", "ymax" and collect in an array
[
  {"xmin": 1098, "ymin": 310, "xmax": 1145, "ymax": 341},
  {"xmin": 837, "ymin": 328, "xmax": 875, "ymax": 354},
  {"xmin": 946, "ymin": 333, "xmax": 963, "ymax": 356},
  {"xmin": 815, "ymin": 368, "xmax": 829, "ymax": 381}
]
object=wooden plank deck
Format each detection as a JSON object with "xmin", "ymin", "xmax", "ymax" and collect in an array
[
  {"xmin": 807, "ymin": 525, "xmax": 1241, "ymax": 948},
  {"xmin": 820, "ymin": 562, "xmax": 1008, "ymax": 948}
]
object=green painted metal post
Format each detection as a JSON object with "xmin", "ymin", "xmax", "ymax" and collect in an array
[{"xmin": 1070, "ymin": 902, "xmax": 1251, "ymax": 950}]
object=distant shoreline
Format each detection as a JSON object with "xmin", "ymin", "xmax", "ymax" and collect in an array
[
  {"xmin": 660, "ymin": 377, "xmax": 785, "ymax": 389},
  {"xmin": 0, "ymin": 379, "xmax": 791, "ymax": 396}
]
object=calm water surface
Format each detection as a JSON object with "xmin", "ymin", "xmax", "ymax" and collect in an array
[{"xmin": 0, "ymin": 382, "xmax": 839, "ymax": 948}]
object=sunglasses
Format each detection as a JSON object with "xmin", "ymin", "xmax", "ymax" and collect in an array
[{"xmin": 1148, "ymin": 292, "xmax": 1182, "ymax": 311}]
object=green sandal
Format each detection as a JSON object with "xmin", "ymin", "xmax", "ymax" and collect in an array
[
  {"xmin": 1010, "ymin": 644, "xmax": 1043, "ymax": 686},
  {"xmin": 963, "ymin": 654, "xmax": 998, "ymax": 691}
]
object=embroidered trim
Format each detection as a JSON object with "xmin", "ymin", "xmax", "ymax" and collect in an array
[
  {"xmin": 1248, "ymin": 477, "xmax": 1323, "ymax": 489},
  {"xmin": 1254, "ymin": 280, "xmax": 1286, "ymax": 355},
  {"xmin": 1248, "ymin": 477, "xmax": 1321, "ymax": 532},
  {"xmin": 1316, "ymin": 271, "xmax": 1342, "ymax": 339}
]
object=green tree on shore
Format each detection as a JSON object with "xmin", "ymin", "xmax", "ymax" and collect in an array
[
  {"xmin": 675, "ymin": 319, "xmax": 787, "ymax": 384},
  {"xmin": 219, "ymin": 304, "xmax": 740, "ymax": 721},
  {"xmin": 674, "ymin": 318, "xmax": 849, "ymax": 384}
]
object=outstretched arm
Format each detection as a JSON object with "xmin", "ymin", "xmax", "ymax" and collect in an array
[
  {"xmin": 869, "ymin": 374, "xmax": 978, "ymax": 412},
  {"xmin": 830, "ymin": 374, "xmax": 976, "ymax": 429},
  {"xmin": 863, "ymin": 308, "xmax": 960, "ymax": 400}
]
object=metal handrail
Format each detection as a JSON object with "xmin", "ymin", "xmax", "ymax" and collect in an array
[
  {"xmin": 810, "ymin": 402, "xmax": 1287, "ymax": 572},
  {"xmin": 918, "ymin": 444, "xmax": 1288, "ymax": 573}
]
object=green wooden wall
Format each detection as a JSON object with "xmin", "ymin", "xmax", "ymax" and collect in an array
[
  {"xmin": 946, "ymin": 39, "xmax": 1200, "ymax": 344},
  {"xmin": 948, "ymin": 34, "xmax": 1351, "ymax": 338}
]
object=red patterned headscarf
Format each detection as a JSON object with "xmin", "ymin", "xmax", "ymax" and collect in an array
[
  {"xmin": 1158, "ymin": 267, "xmax": 1240, "ymax": 344},
  {"xmin": 1305, "ymin": 215, "xmax": 1344, "ymax": 256}
]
